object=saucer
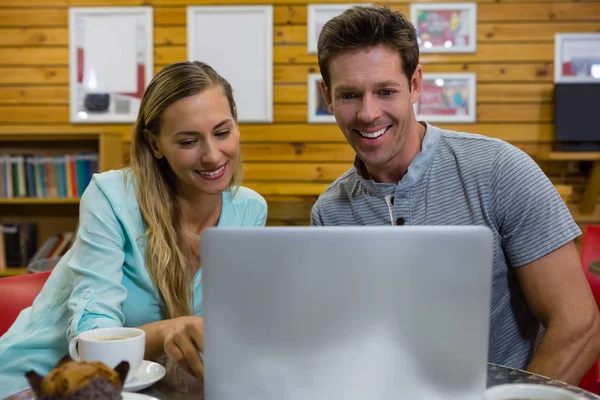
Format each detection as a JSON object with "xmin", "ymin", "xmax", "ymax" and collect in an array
[
  {"xmin": 123, "ymin": 393, "xmax": 159, "ymax": 399},
  {"xmin": 123, "ymin": 360, "xmax": 166, "ymax": 392}
]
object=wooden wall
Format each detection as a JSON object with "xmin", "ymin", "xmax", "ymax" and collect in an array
[{"xmin": 1, "ymin": 0, "xmax": 600, "ymax": 228}]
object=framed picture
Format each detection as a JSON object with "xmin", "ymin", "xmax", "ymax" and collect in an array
[
  {"xmin": 414, "ymin": 73, "xmax": 477, "ymax": 123},
  {"xmin": 68, "ymin": 7, "xmax": 153, "ymax": 124},
  {"xmin": 554, "ymin": 33, "xmax": 600, "ymax": 84},
  {"xmin": 187, "ymin": 6, "xmax": 273, "ymax": 123},
  {"xmin": 307, "ymin": 3, "xmax": 371, "ymax": 54},
  {"xmin": 410, "ymin": 3, "xmax": 477, "ymax": 53},
  {"xmin": 307, "ymin": 74, "xmax": 336, "ymax": 123}
]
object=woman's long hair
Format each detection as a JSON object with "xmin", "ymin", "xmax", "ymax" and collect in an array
[{"xmin": 126, "ymin": 61, "xmax": 243, "ymax": 319}]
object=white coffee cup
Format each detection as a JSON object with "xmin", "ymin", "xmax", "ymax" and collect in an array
[
  {"xmin": 68, "ymin": 327, "xmax": 145, "ymax": 383},
  {"xmin": 484, "ymin": 383, "xmax": 583, "ymax": 400}
]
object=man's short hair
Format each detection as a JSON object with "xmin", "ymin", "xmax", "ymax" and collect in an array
[{"xmin": 317, "ymin": 5, "xmax": 420, "ymax": 89}]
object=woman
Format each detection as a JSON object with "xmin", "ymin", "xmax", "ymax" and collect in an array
[{"xmin": 0, "ymin": 61, "xmax": 267, "ymax": 397}]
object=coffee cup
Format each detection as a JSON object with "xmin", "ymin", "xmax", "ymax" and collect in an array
[
  {"xmin": 484, "ymin": 383, "xmax": 583, "ymax": 400},
  {"xmin": 68, "ymin": 327, "xmax": 145, "ymax": 382}
]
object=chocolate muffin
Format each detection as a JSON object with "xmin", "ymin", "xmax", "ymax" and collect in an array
[{"xmin": 25, "ymin": 356, "xmax": 129, "ymax": 400}]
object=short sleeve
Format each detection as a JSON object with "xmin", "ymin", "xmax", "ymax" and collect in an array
[
  {"xmin": 253, "ymin": 197, "xmax": 268, "ymax": 227},
  {"xmin": 310, "ymin": 201, "xmax": 324, "ymax": 226},
  {"xmin": 490, "ymin": 143, "xmax": 581, "ymax": 267},
  {"xmin": 66, "ymin": 179, "xmax": 128, "ymax": 341}
]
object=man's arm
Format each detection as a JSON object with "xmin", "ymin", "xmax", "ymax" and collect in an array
[{"xmin": 516, "ymin": 241, "xmax": 600, "ymax": 384}]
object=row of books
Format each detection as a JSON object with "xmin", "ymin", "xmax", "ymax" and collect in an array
[
  {"xmin": 0, "ymin": 222, "xmax": 74, "ymax": 270},
  {"xmin": 0, "ymin": 153, "xmax": 99, "ymax": 199}
]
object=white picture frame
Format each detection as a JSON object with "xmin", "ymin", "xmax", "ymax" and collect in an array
[
  {"xmin": 414, "ymin": 73, "xmax": 477, "ymax": 123},
  {"xmin": 554, "ymin": 33, "xmax": 600, "ymax": 84},
  {"xmin": 307, "ymin": 73, "xmax": 336, "ymax": 124},
  {"xmin": 410, "ymin": 3, "xmax": 477, "ymax": 53},
  {"xmin": 187, "ymin": 6, "xmax": 273, "ymax": 123},
  {"xmin": 68, "ymin": 7, "xmax": 153, "ymax": 124},
  {"xmin": 307, "ymin": 3, "xmax": 372, "ymax": 54}
]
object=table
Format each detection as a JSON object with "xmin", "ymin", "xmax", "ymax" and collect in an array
[{"xmin": 5, "ymin": 362, "xmax": 600, "ymax": 400}]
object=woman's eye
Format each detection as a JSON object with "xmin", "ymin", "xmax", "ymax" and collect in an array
[
  {"xmin": 215, "ymin": 130, "xmax": 231, "ymax": 138},
  {"xmin": 180, "ymin": 140, "xmax": 197, "ymax": 147}
]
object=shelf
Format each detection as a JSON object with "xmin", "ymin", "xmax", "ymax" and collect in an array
[
  {"xmin": 0, "ymin": 198, "xmax": 80, "ymax": 205},
  {"xmin": 0, "ymin": 268, "xmax": 29, "ymax": 278}
]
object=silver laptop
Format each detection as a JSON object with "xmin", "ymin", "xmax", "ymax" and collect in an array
[{"xmin": 201, "ymin": 226, "xmax": 493, "ymax": 400}]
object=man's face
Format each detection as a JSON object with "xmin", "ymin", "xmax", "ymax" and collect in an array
[{"xmin": 322, "ymin": 45, "xmax": 422, "ymax": 171}]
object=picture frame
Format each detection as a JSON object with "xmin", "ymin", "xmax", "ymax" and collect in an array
[
  {"xmin": 307, "ymin": 3, "xmax": 372, "ymax": 54},
  {"xmin": 187, "ymin": 6, "xmax": 273, "ymax": 123},
  {"xmin": 554, "ymin": 33, "xmax": 600, "ymax": 84},
  {"xmin": 410, "ymin": 3, "xmax": 477, "ymax": 53},
  {"xmin": 307, "ymin": 73, "xmax": 336, "ymax": 124},
  {"xmin": 68, "ymin": 7, "xmax": 153, "ymax": 124},
  {"xmin": 414, "ymin": 73, "xmax": 477, "ymax": 123}
]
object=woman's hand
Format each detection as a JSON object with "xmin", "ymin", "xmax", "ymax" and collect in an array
[{"xmin": 162, "ymin": 316, "xmax": 204, "ymax": 379}]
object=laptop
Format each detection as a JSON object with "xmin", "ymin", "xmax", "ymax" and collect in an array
[{"xmin": 200, "ymin": 226, "xmax": 493, "ymax": 400}]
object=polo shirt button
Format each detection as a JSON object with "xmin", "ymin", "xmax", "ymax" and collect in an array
[
  {"xmin": 83, "ymin": 290, "xmax": 91, "ymax": 300},
  {"xmin": 396, "ymin": 217, "xmax": 405, "ymax": 226}
]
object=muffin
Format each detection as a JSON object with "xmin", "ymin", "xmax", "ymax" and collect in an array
[{"xmin": 25, "ymin": 356, "xmax": 130, "ymax": 400}]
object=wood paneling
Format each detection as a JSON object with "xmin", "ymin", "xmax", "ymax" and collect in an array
[
  {"xmin": 274, "ymin": 83, "xmax": 555, "ymax": 104},
  {"xmin": 5, "ymin": 0, "xmax": 598, "ymax": 6},
  {"xmin": 274, "ymin": 23, "xmax": 600, "ymax": 44},
  {"xmin": 274, "ymin": 64, "xmax": 555, "ymax": 83},
  {"xmin": 0, "ymin": 103, "xmax": 555, "ymax": 124},
  {"xmin": 0, "ymin": 0, "xmax": 598, "ymax": 228},
  {"xmin": 0, "ymin": 67, "xmax": 68, "ymax": 85},
  {"xmin": 272, "ymin": 43, "xmax": 555, "ymax": 65}
]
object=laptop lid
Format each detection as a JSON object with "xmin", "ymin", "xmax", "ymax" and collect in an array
[{"xmin": 201, "ymin": 226, "xmax": 493, "ymax": 400}]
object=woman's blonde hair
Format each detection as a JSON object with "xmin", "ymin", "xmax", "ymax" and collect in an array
[{"xmin": 127, "ymin": 61, "xmax": 243, "ymax": 319}]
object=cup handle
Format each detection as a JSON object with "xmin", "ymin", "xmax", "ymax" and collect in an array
[{"xmin": 68, "ymin": 337, "xmax": 81, "ymax": 361}]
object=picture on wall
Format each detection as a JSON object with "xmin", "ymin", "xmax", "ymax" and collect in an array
[
  {"xmin": 410, "ymin": 3, "xmax": 477, "ymax": 53},
  {"xmin": 307, "ymin": 73, "xmax": 336, "ymax": 123},
  {"xmin": 307, "ymin": 3, "xmax": 372, "ymax": 54},
  {"xmin": 187, "ymin": 6, "xmax": 273, "ymax": 123},
  {"xmin": 554, "ymin": 33, "xmax": 600, "ymax": 83},
  {"xmin": 414, "ymin": 73, "xmax": 477, "ymax": 123},
  {"xmin": 68, "ymin": 7, "xmax": 153, "ymax": 124}
]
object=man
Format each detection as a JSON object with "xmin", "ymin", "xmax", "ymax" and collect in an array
[{"xmin": 310, "ymin": 5, "xmax": 600, "ymax": 385}]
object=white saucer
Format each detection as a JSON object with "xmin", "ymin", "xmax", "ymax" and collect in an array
[
  {"xmin": 123, "ymin": 393, "xmax": 159, "ymax": 399},
  {"xmin": 123, "ymin": 360, "xmax": 166, "ymax": 392}
]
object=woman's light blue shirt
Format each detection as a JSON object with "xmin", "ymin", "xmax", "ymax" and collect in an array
[{"xmin": 0, "ymin": 169, "xmax": 267, "ymax": 397}]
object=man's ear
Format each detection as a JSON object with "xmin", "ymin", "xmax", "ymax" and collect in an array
[
  {"xmin": 410, "ymin": 64, "xmax": 423, "ymax": 105},
  {"xmin": 320, "ymin": 79, "xmax": 333, "ymax": 113},
  {"xmin": 144, "ymin": 129, "xmax": 163, "ymax": 159}
]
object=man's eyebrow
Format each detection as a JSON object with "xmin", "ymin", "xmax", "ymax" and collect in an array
[{"xmin": 374, "ymin": 80, "xmax": 402, "ymax": 88}]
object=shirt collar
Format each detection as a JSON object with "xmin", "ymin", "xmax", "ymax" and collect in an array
[{"xmin": 354, "ymin": 121, "xmax": 442, "ymax": 196}]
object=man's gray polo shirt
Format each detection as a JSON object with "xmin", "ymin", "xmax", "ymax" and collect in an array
[{"xmin": 310, "ymin": 122, "xmax": 581, "ymax": 369}]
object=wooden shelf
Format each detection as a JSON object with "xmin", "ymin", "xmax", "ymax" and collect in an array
[
  {"xmin": 534, "ymin": 152, "xmax": 600, "ymax": 162},
  {"xmin": 0, "ymin": 268, "xmax": 29, "ymax": 278},
  {"xmin": 0, "ymin": 198, "xmax": 79, "ymax": 205}
]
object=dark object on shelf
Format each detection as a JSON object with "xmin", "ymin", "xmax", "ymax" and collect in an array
[
  {"xmin": 554, "ymin": 83, "xmax": 600, "ymax": 151},
  {"xmin": 84, "ymin": 93, "xmax": 110, "ymax": 113},
  {"xmin": 1, "ymin": 222, "xmax": 38, "ymax": 268}
]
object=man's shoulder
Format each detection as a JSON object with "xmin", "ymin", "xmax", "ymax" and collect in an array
[
  {"xmin": 315, "ymin": 166, "xmax": 359, "ymax": 205},
  {"xmin": 431, "ymin": 124, "xmax": 527, "ymax": 167}
]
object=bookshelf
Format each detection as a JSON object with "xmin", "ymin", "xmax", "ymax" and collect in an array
[{"xmin": 0, "ymin": 128, "xmax": 124, "ymax": 277}]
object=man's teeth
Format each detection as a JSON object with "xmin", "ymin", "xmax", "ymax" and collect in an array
[
  {"xmin": 358, "ymin": 127, "xmax": 387, "ymax": 139},
  {"xmin": 198, "ymin": 165, "xmax": 225, "ymax": 176}
]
